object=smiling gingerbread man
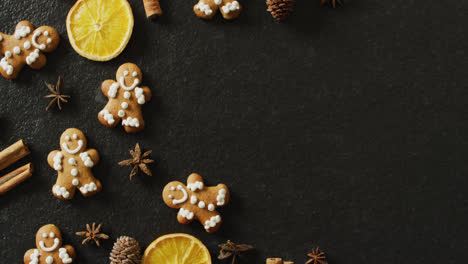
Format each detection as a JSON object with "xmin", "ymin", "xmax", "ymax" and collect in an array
[
  {"xmin": 47, "ymin": 128, "xmax": 101, "ymax": 200},
  {"xmin": 98, "ymin": 63, "xmax": 152, "ymax": 133},
  {"xmin": 24, "ymin": 224, "xmax": 75, "ymax": 264},
  {"xmin": 163, "ymin": 173, "xmax": 230, "ymax": 233}
]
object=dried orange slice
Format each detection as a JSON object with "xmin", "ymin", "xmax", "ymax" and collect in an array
[
  {"xmin": 66, "ymin": 0, "xmax": 134, "ymax": 61},
  {"xmin": 142, "ymin": 233, "xmax": 212, "ymax": 264}
]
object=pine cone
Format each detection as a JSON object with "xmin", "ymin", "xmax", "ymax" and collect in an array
[
  {"xmin": 109, "ymin": 236, "xmax": 142, "ymax": 264},
  {"xmin": 266, "ymin": 0, "xmax": 295, "ymax": 22}
]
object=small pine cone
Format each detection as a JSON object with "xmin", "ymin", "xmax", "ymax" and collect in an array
[
  {"xmin": 266, "ymin": 0, "xmax": 296, "ymax": 22},
  {"xmin": 109, "ymin": 236, "xmax": 142, "ymax": 264}
]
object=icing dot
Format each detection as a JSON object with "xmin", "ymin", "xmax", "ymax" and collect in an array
[
  {"xmin": 170, "ymin": 186, "xmax": 175, "ymax": 191},
  {"xmin": 24, "ymin": 41, "xmax": 31, "ymax": 49},
  {"xmin": 121, "ymin": 102, "xmax": 128, "ymax": 109},
  {"xmin": 49, "ymin": 232, "xmax": 55, "ymax": 238},
  {"xmin": 124, "ymin": 71, "xmax": 129, "ymax": 76},
  {"xmin": 124, "ymin": 91, "xmax": 131, "ymax": 99},
  {"xmin": 190, "ymin": 195, "xmax": 198, "ymax": 204},
  {"xmin": 208, "ymin": 203, "xmax": 215, "ymax": 211},
  {"xmin": 118, "ymin": 110, "xmax": 125, "ymax": 117},
  {"xmin": 198, "ymin": 201, "xmax": 205, "ymax": 208},
  {"xmin": 46, "ymin": 256, "xmax": 53, "ymax": 264},
  {"xmin": 44, "ymin": 31, "xmax": 49, "ymax": 36},
  {"xmin": 132, "ymin": 71, "xmax": 138, "ymax": 77},
  {"xmin": 13, "ymin": 46, "xmax": 20, "ymax": 54},
  {"xmin": 72, "ymin": 134, "xmax": 77, "ymax": 140},
  {"xmin": 71, "ymin": 168, "xmax": 78, "ymax": 176},
  {"xmin": 72, "ymin": 179, "xmax": 79, "ymax": 186},
  {"xmin": 168, "ymin": 195, "xmax": 173, "ymax": 199},
  {"xmin": 0, "ymin": 35, "xmax": 2, "ymax": 41},
  {"xmin": 42, "ymin": 233, "xmax": 48, "ymax": 238},
  {"xmin": 215, "ymin": 0, "xmax": 222, "ymax": 5},
  {"xmin": 47, "ymin": 38, "xmax": 52, "ymax": 44},
  {"xmin": 5, "ymin": 51, "xmax": 11, "ymax": 58},
  {"xmin": 65, "ymin": 135, "xmax": 70, "ymax": 141}
]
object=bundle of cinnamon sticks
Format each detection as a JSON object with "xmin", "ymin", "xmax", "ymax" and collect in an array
[{"xmin": 0, "ymin": 140, "xmax": 33, "ymax": 195}]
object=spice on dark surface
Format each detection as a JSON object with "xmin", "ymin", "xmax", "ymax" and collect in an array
[
  {"xmin": 306, "ymin": 248, "xmax": 327, "ymax": 264},
  {"xmin": 218, "ymin": 240, "xmax": 255, "ymax": 264},
  {"xmin": 321, "ymin": 0, "xmax": 343, "ymax": 8},
  {"xmin": 118, "ymin": 143, "xmax": 154, "ymax": 180},
  {"xmin": 75, "ymin": 223, "xmax": 109, "ymax": 246},
  {"xmin": 44, "ymin": 76, "xmax": 70, "ymax": 110}
]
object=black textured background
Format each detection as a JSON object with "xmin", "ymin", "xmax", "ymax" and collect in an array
[{"xmin": 1, "ymin": 0, "xmax": 468, "ymax": 263}]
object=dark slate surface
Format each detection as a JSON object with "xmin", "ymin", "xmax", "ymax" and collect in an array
[{"xmin": 1, "ymin": 0, "xmax": 468, "ymax": 263}]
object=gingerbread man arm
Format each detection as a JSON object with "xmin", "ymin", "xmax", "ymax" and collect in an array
[
  {"xmin": 101, "ymin": 80, "xmax": 116, "ymax": 99},
  {"xmin": 85, "ymin": 149, "xmax": 100, "ymax": 165},
  {"xmin": 47, "ymin": 150, "xmax": 61, "ymax": 169},
  {"xmin": 141, "ymin": 86, "xmax": 152, "ymax": 102},
  {"xmin": 63, "ymin": 244, "xmax": 76, "ymax": 261},
  {"xmin": 23, "ymin": 248, "xmax": 35, "ymax": 264}
]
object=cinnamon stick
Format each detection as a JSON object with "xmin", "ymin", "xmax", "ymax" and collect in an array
[
  {"xmin": 0, "ymin": 163, "xmax": 33, "ymax": 195},
  {"xmin": 284, "ymin": 262, "xmax": 294, "ymax": 264},
  {"xmin": 267, "ymin": 258, "xmax": 284, "ymax": 264},
  {"xmin": 144, "ymin": 0, "xmax": 163, "ymax": 19},
  {"xmin": 0, "ymin": 140, "xmax": 30, "ymax": 171}
]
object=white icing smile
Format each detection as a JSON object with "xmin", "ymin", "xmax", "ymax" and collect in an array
[
  {"xmin": 119, "ymin": 76, "xmax": 139, "ymax": 90},
  {"xmin": 172, "ymin": 185, "xmax": 188, "ymax": 205},
  {"xmin": 39, "ymin": 237, "xmax": 60, "ymax": 252},
  {"xmin": 62, "ymin": 140, "xmax": 83, "ymax": 154}
]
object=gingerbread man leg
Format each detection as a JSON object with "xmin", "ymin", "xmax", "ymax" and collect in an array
[{"xmin": 76, "ymin": 172, "xmax": 102, "ymax": 197}]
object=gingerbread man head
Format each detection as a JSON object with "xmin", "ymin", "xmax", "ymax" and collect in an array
[
  {"xmin": 24, "ymin": 224, "xmax": 76, "ymax": 264},
  {"xmin": 47, "ymin": 128, "xmax": 101, "ymax": 200},
  {"xmin": 163, "ymin": 173, "xmax": 230, "ymax": 233},
  {"xmin": 0, "ymin": 21, "xmax": 59, "ymax": 79},
  {"xmin": 98, "ymin": 63, "xmax": 152, "ymax": 133}
]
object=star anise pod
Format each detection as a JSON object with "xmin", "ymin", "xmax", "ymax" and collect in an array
[
  {"xmin": 306, "ymin": 248, "xmax": 327, "ymax": 264},
  {"xmin": 44, "ymin": 76, "xmax": 70, "ymax": 110},
  {"xmin": 218, "ymin": 240, "xmax": 254, "ymax": 264},
  {"xmin": 321, "ymin": 0, "xmax": 343, "ymax": 8},
  {"xmin": 118, "ymin": 143, "xmax": 154, "ymax": 180},
  {"xmin": 75, "ymin": 223, "xmax": 109, "ymax": 247}
]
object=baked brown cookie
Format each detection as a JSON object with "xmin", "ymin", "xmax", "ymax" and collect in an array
[
  {"xmin": 47, "ymin": 128, "xmax": 101, "ymax": 200},
  {"xmin": 162, "ymin": 173, "xmax": 230, "ymax": 233},
  {"xmin": 24, "ymin": 224, "xmax": 76, "ymax": 264},
  {"xmin": 0, "ymin": 21, "xmax": 59, "ymax": 79},
  {"xmin": 194, "ymin": 0, "xmax": 241, "ymax": 19},
  {"xmin": 98, "ymin": 63, "xmax": 152, "ymax": 133}
]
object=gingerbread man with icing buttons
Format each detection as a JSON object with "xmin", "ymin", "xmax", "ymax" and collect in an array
[
  {"xmin": 24, "ymin": 224, "xmax": 76, "ymax": 264},
  {"xmin": 98, "ymin": 63, "xmax": 152, "ymax": 133},
  {"xmin": 162, "ymin": 173, "xmax": 230, "ymax": 233},
  {"xmin": 0, "ymin": 20, "xmax": 59, "ymax": 79},
  {"xmin": 47, "ymin": 128, "xmax": 101, "ymax": 200},
  {"xmin": 194, "ymin": 0, "xmax": 242, "ymax": 20}
]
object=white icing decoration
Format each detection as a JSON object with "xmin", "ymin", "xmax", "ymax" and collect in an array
[
  {"xmin": 24, "ymin": 41, "xmax": 31, "ymax": 49},
  {"xmin": 190, "ymin": 195, "xmax": 197, "ymax": 204},
  {"xmin": 46, "ymin": 256, "xmax": 54, "ymax": 264},
  {"xmin": 79, "ymin": 152, "xmax": 94, "ymax": 167},
  {"xmin": 68, "ymin": 158, "xmax": 77, "ymax": 166},
  {"xmin": 53, "ymin": 152, "xmax": 63, "ymax": 171},
  {"xmin": 49, "ymin": 232, "xmax": 55, "ymax": 238},
  {"xmin": 198, "ymin": 201, "xmax": 205, "ymax": 209},
  {"xmin": 179, "ymin": 208, "xmax": 194, "ymax": 220},
  {"xmin": 135, "ymin": 87, "xmax": 146, "ymax": 105},
  {"xmin": 214, "ymin": 0, "xmax": 222, "ymax": 5},
  {"xmin": 187, "ymin": 181, "xmax": 204, "ymax": 191},
  {"xmin": 72, "ymin": 178, "xmax": 79, "ymax": 186},
  {"xmin": 26, "ymin": 49, "xmax": 40, "ymax": 65},
  {"xmin": 204, "ymin": 215, "xmax": 221, "ymax": 230},
  {"xmin": 59, "ymin": 248, "xmax": 73, "ymax": 264},
  {"xmin": 217, "ymin": 188, "xmax": 227, "ymax": 206},
  {"xmin": 72, "ymin": 134, "xmax": 77, "ymax": 140},
  {"xmin": 65, "ymin": 135, "xmax": 70, "ymax": 141},
  {"xmin": 15, "ymin": 26, "xmax": 31, "ymax": 39},
  {"xmin": 29, "ymin": 249, "xmax": 40, "ymax": 264},
  {"xmin": 32, "ymin": 30, "xmax": 46, "ymax": 50},
  {"xmin": 208, "ymin": 203, "xmax": 215, "ymax": 211},
  {"xmin": 42, "ymin": 233, "xmax": 48, "ymax": 238},
  {"xmin": 221, "ymin": 1, "xmax": 240, "ymax": 13},
  {"xmin": 47, "ymin": 38, "xmax": 52, "ymax": 44},
  {"xmin": 121, "ymin": 102, "xmax": 128, "ymax": 109},
  {"xmin": 44, "ymin": 31, "xmax": 49, "ymax": 36},
  {"xmin": 118, "ymin": 110, "xmax": 125, "ymax": 117},
  {"xmin": 100, "ymin": 110, "xmax": 115, "ymax": 125},
  {"xmin": 168, "ymin": 194, "xmax": 173, "ymax": 199},
  {"xmin": 5, "ymin": 51, "xmax": 11, "ymax": 58},
  {"xmin": 79, "ymin": 182, "xmax": 97, "ymax": 194},
  {"xmin": 124, "ymin": 70, "xmax": 129, "ymax": 76},
  {"xmin": 119, "ymin": 77, "xmax": 139, "ymax": 91},
  {"xmin": 197, "ymin": 2, "xmax": 213, "ymax": 15},
  {"xmin": 0, "ymin": 35, "xmax": 2, "ymax": 41},
  {"xmin": 0, "ymin": 58, "xmax": 13, "ymax": 75},
  {"xmin": 13, "ymin": 46, "xmax": 21, "ymax": 54},
  {"xmin": 172, "ymin": 185, "xmax": 188, "ymax": 205},
  {"xmin": 39, "ymin": 238, "xmax": 60, "ymax": 252},
  {"xmin": 53, "ymin": 185, "xmax": 70, "ymax": 198},
  {"xmin": 108, "ymin": 83, "xmax": 119, "ymax": 98},
  {"xmin": 62, "ymin": 140, "xmax": 83, "ymax": 154},
  {"xmin": 122, "ymin": 117, "xmax": 140, "ymax": 127},
  {"xmin": 124, "ymin": 91, "xmax": 131, "ymax": 99},
  {"xmin": 71, "ymin": 168, "xmax": 78, "ymax": 176},
  {"xmin": 132, "ymin": 71, "xmax": 138, "ymax": 77},
  {"xmin": 170, "ymin": 186, "xmax": 175, "ymax": 191}
]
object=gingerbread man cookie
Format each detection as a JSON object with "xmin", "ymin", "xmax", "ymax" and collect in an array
[
  {"xmin": 0, "ymin": 21, "xmax": 59, "ymax": 79},
  {"xmin": 194, "ymin": 0, "xmax": 241, "ymax": 20},
  {"xmin": 162, "ymin": 173, "xmax": 230, "ymax": 233},
  {"xmin": 98, "ymin": 63, "xmax": 152, "ymax": 133},
  {"xmin": 24, "ymin": 224, "xmax": 76, "ymax": 264},
  {"xmin": 47, "ymin": 128, "xmax": 101, "ymax": 200}
]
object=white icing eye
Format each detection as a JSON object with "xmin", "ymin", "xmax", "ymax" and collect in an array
[
  {"xmin": 170, "ymin": 186, "xmax": 175, "ymax": 191},
  {"xmin": 65, "ymin": 135, "xmax": 70, "ymax": 141},
  {"xmin": 72, "ymin": 134, "xmax": 77, "ymax": 140},
  {"xmin": 124, "ymin": 71, "xmax": 129, "ymax": 76},
  {"xmin": 132, "ymin": 71, "xmax": 138, "ymax": 77},
  {"xmin": 49, "ymin": 232, "xmax": 55, "ymax": 238},
  {"xmin": 44, "ymin": 31, "xmax": 49, "ymax": 36},
  {"xmin": 168, "ymin": 195, "xmax": 173, "ymax": 199},
  {"xmin": 42, "ymin": 233, "xmax": 48, "ymax": 238}
]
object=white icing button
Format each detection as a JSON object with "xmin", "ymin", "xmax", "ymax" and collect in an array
[
  {"xmin": 208, "ymin": 203, "xmax": 215, "ymax": 211},
  {"xmin": 71, "ymin": 168, "xmax": 78, "ymax": 176},
  {"xmin": 46, "ymin": 256, "xmax": 54, "ymax": 264},
  {"xmin": 13, "ymin": 46, "xmax": 21, "ymax": 54},
  {"xmin": 72, "ymin": 134, "xmax": 77, "ymax": 140},
  {"xmin": 24, "ymin": 41, "xmax": 31, "ymax": 49},
  {"xmin": 42, "ymin": 233, "xmax": 47, "ymax": 238},
  {"xmin": 190, "ymin": 195, "xmax": 198, "ymax": 204},
  {"xmin": 49, "ymin": 232, "xmax": 55, "ymax": 238},
  {"xmin": 68, "ymin": 158, "xmax": 77, "ymax": 165},
  {"xmin": 121, "ymin": 102, "xmax": 128, "ymax": 109},
  {"xmin": 124, "ymin": 91, "xmax": 131, "ymax": 99},
  {"xmin": 198, "ymin": 201, "xmax": 205, "ymax": 209},
  {"xmin": 132, "ymin": 71, "xmax": 138, "ymax": 77},
  {"xmin": 124, "ymin": 70, "xmax": 129, "ymax": 76},
  {"xmin": 0, "ymin": 35, "xmax": 2, "ymax": 41},
  {"xmin": 215, "ymin": 0, "xmax": 222, "ymax": 5},
  {"xmin": 5, "ymin": 51, "xmax": 11, "ymax": 58},
  {"xmin": 72, "ymin": 179, "xmax": 79, "ymax": 186},
  {"xmin": 118, "ymin": 110, "xmax": 125, "ymax": 117}
]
